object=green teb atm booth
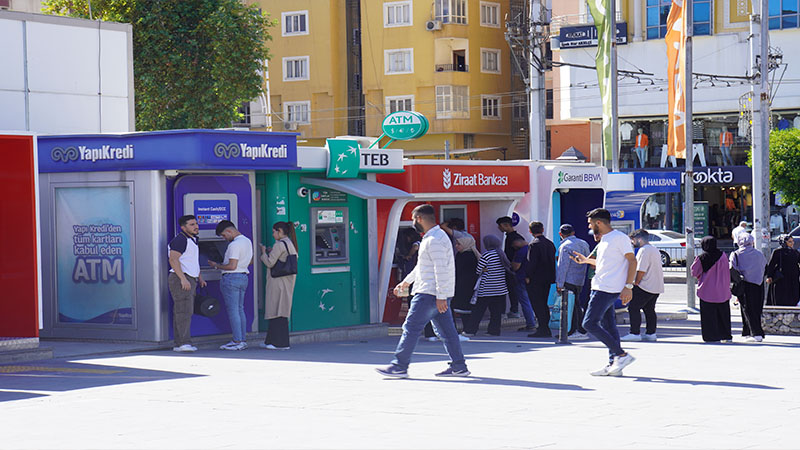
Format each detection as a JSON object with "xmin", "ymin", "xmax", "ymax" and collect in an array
[{"xmin": 256, "ymin": 137, "xmax": 409, "ymax": 332}]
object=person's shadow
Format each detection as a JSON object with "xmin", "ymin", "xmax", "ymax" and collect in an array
[
  {"xmin": 392, "ymin": 376, "xmax": 594, "ymax": 391},
  {"xmin": 630, "ymin": 376, "xmax": 781, "ymax": 390}
]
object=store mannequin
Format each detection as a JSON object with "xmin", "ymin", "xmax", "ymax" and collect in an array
[
  {"xmin": 645, "ymin": 198, "xmax": 660, "ymax": 228},
  {"xmin": 778, "ymin": 115, "xmax": 791, "ymax": 130},
  {"xmin": 719, "ymin": 126, "xmax": 734, "ymax": 166},
  {"xmin": 634, "ymin": 128, "xmax": 649, "ymax": 168},
  {"xmin": 793, "ymin": 115, "xmax": 800, "ymax": 130}
]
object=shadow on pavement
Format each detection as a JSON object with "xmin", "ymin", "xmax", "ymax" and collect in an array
[
  {"xmin": 630, "ymin": 376, "xmax": 781, "ymax": 390},
  {"xmin": 0, "ymin": 390, "xmax": 48, "ymax": 402},
  {"xmin": 0, "ymin": 361, "xmax": 203, "ymax": 403},
  {"xmin": 404, "ymin": 376, "xmax": 594, "ymax": 391}
]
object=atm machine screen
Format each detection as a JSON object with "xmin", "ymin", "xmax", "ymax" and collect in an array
[
  {"xmin": 183, "ymin": 193, "xmax": 239, "ymax": 278},
  {"xmin": 311, "ymin": 207, "xmax": 349, "ymax": 265}
]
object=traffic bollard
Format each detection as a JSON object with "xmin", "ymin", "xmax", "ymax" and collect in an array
[{"xmin": 556, "ymin": 289, "xmax": 571, "ymax": 345}]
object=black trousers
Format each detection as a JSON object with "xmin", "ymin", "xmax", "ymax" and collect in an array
[
  {"xmin": 265, "ymin": 317, "xmax": 290, "ymax": 348},
  {"xmin": 506, "ymin": 273, "xmax": 519, "ymax": 313},
  {"xmin": 700, "ymin": 299, "xmax": 732, "ymax": 342},
  {"xmin": 465, "ymin": 295, "xmax": 505, "ymax": 335},
  {"xmin": 740, "ymin": 282, "xmax": 765, "ymax": 337},
  {"xmin": 527, "ymin": 283, "xmax": 551, "ymax": 335},
  {"xmin": 627, "ymin": 286, "xmax": 660, "ymax": 335},
  {"xmin": 565, "ymin": 282, "xmax": 585, "ymax": 335}
]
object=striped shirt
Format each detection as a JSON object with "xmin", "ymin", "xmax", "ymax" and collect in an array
[
  {"xmin": 476, "ymin": 249, "xmax": 509, "ymax": 297},
  {"xmin": 402, "ymin": 226, "xmax": 455, "ymax": 299}
]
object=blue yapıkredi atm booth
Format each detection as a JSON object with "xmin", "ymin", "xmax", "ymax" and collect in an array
[{"xmin": 36, "ymin": 130, "xmax": 297, "ymax": 342}]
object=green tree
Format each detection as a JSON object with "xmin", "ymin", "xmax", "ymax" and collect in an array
[
  {"xmin": 44, "ymin": 0, "xmax": 274, "ymax": 131},
  {"xmin": 769, "ymin": 128, "xmax": 800, "ymax": 205}
]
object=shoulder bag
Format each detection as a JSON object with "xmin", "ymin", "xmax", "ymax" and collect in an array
[
  {"xmin": 730, "ymin": 253, "xmax": 746, "ymax": 298},
  {"xmin": 270, "ymin": 241, "xmax": 298, "ymax": 278}
]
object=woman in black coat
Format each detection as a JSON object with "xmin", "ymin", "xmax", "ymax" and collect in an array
[
  {"xmin": 452, "ymin": 235, "xmax": 480, "ymax": 332},
  {"xmin": 766, "ymin": 235, "xmax": 800, "ymax": 306}
]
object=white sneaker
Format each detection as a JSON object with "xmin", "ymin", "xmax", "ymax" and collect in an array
[
  {"xmin": 425, "ymin": 336, "xmax": 438, "ymax": 342},
  {"xmin": 259, "ymin": 343, "xmax": 290, "ymax": 350},
  {"xmin": 569, "ymin": 332, "xmax": 589, "ymax": 341},
  {"xmin": 173, "ymin": 344, "xmax": 197, "ymax": 352},
  {"xmin": 219, "ymin": 340, "xmax": 237, "ymax": 350},
  {"xmin": 608, "ymin": 353, "xmax": 636, "ymax": 376},
  {"xmin": 745, "ymin": 336, "xmax": 763, "ymax": 343},
  {"xmin": 461, "ymin": 332, "xmax": 475, "ymax": 338},
  {"xmin": 643, "ymin": 333, "xmax": 657, "ymax": 342},
  {"xmin": 621, "ymin": 333, "xmax": 643, "ymax": 342},
  {"xmin": 221, "ymin": 341, "xmax": 246, "ymax": 351},
  {"xmin": 754, "ymin": 336, "xmax": 763, "ymax": 342},
  {"xmin": 458, "ymin": 334, "xmax": 470, "ymax": 342},
  {"xmin": 590, "ymin": 365, "xmax": 622, "ymax": 377}
]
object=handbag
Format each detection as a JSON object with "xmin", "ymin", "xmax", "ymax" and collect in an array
[
  {"xmin": 730, "ymin": 253, "xmax": 746, "ymax": 298},
  {"xmin": 470, "ymin": 273, "xmax": 483, "ymax": 305},
  {"xmin": 772, "ymin": 251, "xmax": 785, "ymax": 282},
  {"xmin": 194, "ymin": 289, "xmax": 221, "ymax": 318},
  {"xmin": 270, "ymin": 240, "xmax": 298, "ymax": 278}
]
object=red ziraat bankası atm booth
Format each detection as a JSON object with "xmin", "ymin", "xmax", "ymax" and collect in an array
[
  {"xmin": 0, "ymin": 134, "xmax": 42, "ymax": 349},
  {"xmin": 376, "ymin": 160, "xmax": 530, "ymax": 324}
]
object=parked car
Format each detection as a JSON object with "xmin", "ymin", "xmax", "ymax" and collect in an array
[{"xmin": 646, "ymin": 230, "xmax": 703, "ymax": 266}]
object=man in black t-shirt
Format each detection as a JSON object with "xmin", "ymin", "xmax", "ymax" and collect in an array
[
  {"xmin": 168, "ymin": 214, "xmax": 207, "ymax": 352},
  {"xmin": 497, "ymin": 216, "xmax": 522, "ymax": 317},
  {"xmin": 526, "ymin": 221, "xmax": 557, "ymax": 338}
]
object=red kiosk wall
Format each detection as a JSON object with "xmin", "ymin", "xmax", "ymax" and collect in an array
[{"xmin": 0, "ymin": 135, "xmax": 40, "ymax": 338}]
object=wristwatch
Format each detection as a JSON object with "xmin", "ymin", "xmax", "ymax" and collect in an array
[{"xmin": 625, "ymin": 283, "xmax": 634, "ymax": 290}]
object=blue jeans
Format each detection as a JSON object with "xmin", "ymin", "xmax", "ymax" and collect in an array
[
  {"xmin": 221, "ymin": 273, "xmax": 248, "ymax": 342},
  {"xmin": 720, "ymin": 145, "xmax": 733, "ymax": 166},
  {"xmin": 514, "ymin": 281, "xmax": 536, "ymax": 327},
  {"xmin": 582, "ymin": 290, "xmax": 624, "ymax": 362},
  {"xmin": 392, "ymin": 293, "xmax": 467, "ymax": 371}
]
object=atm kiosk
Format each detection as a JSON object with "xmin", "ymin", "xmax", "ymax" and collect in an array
[{"xmin": 36, "ymin": 130, "xmax": 296, "ymax": 342}]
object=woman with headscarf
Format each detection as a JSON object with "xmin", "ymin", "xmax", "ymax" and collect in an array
[
  {"xmin": 730, "ymin": 233, "xmax": 768, "ymax": 342},
  {"xmin": 452, "ymin": 235, "xmax": 481, "ymax": 333},
  {"xmin": 462, "ymin": 234, "xmax": 511, "ymax": 337},
  {"xmin": 765, "ymin": 235, "xmax": 800, "ymax": 306},
  {"xmin": 690, "ymin": 236, "xmax": 732, "ymax": 342}
]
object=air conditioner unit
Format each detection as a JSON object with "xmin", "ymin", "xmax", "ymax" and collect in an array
[
  {"xmin": 283, "ymin": 122, "xmax": 298, "ymax": 130},
  {"xmin": 425, "ymin": 20, "xmax": 442, "ymax": 31}
]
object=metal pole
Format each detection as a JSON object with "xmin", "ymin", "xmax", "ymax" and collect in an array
[
  {"xmin": 444, "ymin": 139, "xmax": 450, "ymax": 160},
  {"xmin": 610, "ymin": 0, "xmax": 620, "ymax": 172},
  {"xmin": 684, "ymin": 0, "xmax": 696, "ymax": 310},
  {"xmin": 752, "ymin": 0, "xmax": 771, "ymax": 257},
  {"xmin": 529, "ymin": 0, "xmax": 546, "ymax": 160}
]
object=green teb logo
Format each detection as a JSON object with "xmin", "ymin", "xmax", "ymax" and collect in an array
[
  {"xmin": 381, "ymin": 111, "xmax": 429, "ymax": 141},
  {"xmin": 326, "ymin": 139, "xmax": 361, "ymax": 179}
]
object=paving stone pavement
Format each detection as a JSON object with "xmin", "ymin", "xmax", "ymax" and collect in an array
[{"xmin": 1, "ymin": 284, "xmax": 797, "ymax": 449}]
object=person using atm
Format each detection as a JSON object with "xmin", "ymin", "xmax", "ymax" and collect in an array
[
  {"xmin": 209, "ymin": 220, "xmax": 253, "ymax": 351},
  {"xmin": 168, "ymin": 215, "xmax": 207, "ymax": 353}
]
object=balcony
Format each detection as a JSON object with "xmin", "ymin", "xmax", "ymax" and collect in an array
[
  {"xmin": 550, "ymin": 10, "xmax": 623, "ymax": 36},
  {"xmin": 435, "ymin": 63, "xmax": 469, "ymax": 72}
]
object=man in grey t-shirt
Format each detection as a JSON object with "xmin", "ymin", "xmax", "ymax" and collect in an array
[{"xmin": 621, "ymin": 229, "xmax": 664, "ymax": 342}]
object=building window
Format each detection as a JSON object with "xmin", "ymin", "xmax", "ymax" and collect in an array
[
  {"xmin": 480, "ymin": 2, "xmax": 500, "ymax": 27},
  {"xmin": 384, "ymin": 1, "xmax": 412, "ymax": 27},
  {"xmin": 435, "ymin": 0, "xmax": 467, "ymax": 24},
  {"xmin": 647, "ymin": 0, "xmax": 711, "ymax": 39},
  {"xmin": 384, "ymin": 48, "xmax": 414, "ymax": 74},
  {"xmin": 436, "ymin": 85, "xmax": 469, "ymax": 119},
  {"xmin": 386, "ymin": 95, "xmax": 414, "ymax": 113},
  {"xmin": 283, "ymin": 56, "xmax": 309, "ymax": 81},
  {"xmin": 233, "ymin": 101, "xmax": 251, "ymax": 126},
  {"xmin": 284, "ymin": 101, "xmax": 310, "ymax": 124},
  {"xmin": 512, "ymin": 95, "xmax": 527, "ymax": 120},
  {"xmin": 282, "ymin": 10, "xmax": 309, "ymax": 36},
  {"xmin": 463, "ymin": 134, "xmax": 475, "ymax": 149},
  {"xmin": 480, "ymin": 48, "xmax": 501, "ymax": 73},
  {"xmin": 481, "ymin": 95, "xmax": 501, "ymax": 120},
  {"xmin": 770, "ymin": 0, "xmax": 799, "ymax": 29},
  {"xmin": 546, "ymin": 88, "xmax": 553, "ymax": 120}
]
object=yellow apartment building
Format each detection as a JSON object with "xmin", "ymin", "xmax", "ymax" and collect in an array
[{"xmin": 252, "ymin": 0, "xmax": 524, "ymax": 159}]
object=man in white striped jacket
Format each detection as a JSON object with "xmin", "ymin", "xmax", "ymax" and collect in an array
[{"xmin": 377, "ymin": 204, "xmax": 470, "ymax": 378}]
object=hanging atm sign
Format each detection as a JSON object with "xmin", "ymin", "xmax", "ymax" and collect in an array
[
  {"xmin": 381, "ymin": 111, "xmax": 429, "ymax": 140},
  {"xmin": 408, "ymin": 165, "xmax": 529, "ymax": 193}
]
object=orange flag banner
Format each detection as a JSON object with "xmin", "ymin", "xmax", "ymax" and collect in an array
[{"xmin": 665, "ymin": 0, "xmax": 686, "ymax": 159}]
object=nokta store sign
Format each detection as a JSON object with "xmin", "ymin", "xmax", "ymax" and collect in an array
[
  {"xmin": 634, "ymin": 172, "xmax": 682, "ymax": 193},
  {"xmin": 37, "ymin": 129, "xmax": 298, "ymax": 173},
  {"xmin": 384, "ymin": 164, "xmax": 529, "ymax": 193},
  {"xmin": 683, "ymin": 166, "xmax": 753, "ymax": 185}
]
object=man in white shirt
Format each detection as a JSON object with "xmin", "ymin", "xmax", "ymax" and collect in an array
[
  {"xmin": 621, "ymin": 229, "xmax": 664, "ymax": 342},
  {"xmin": 377, "ymin": 204, "xmax": 469, "ymax": 379},
  {"xmin": 209, "ymin": 220, "xmax": 253, "ymax": 351},
  {"xmin": 572, "ymin": 209, "xmax": 637, "ymax": 376},
  {"xmin": 168, "ymin": 215, "xmax": 207, "ymax": 353},
  {"xmin": 732, "ymin": 221, "xmax": 748, "ymax": 243}
]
